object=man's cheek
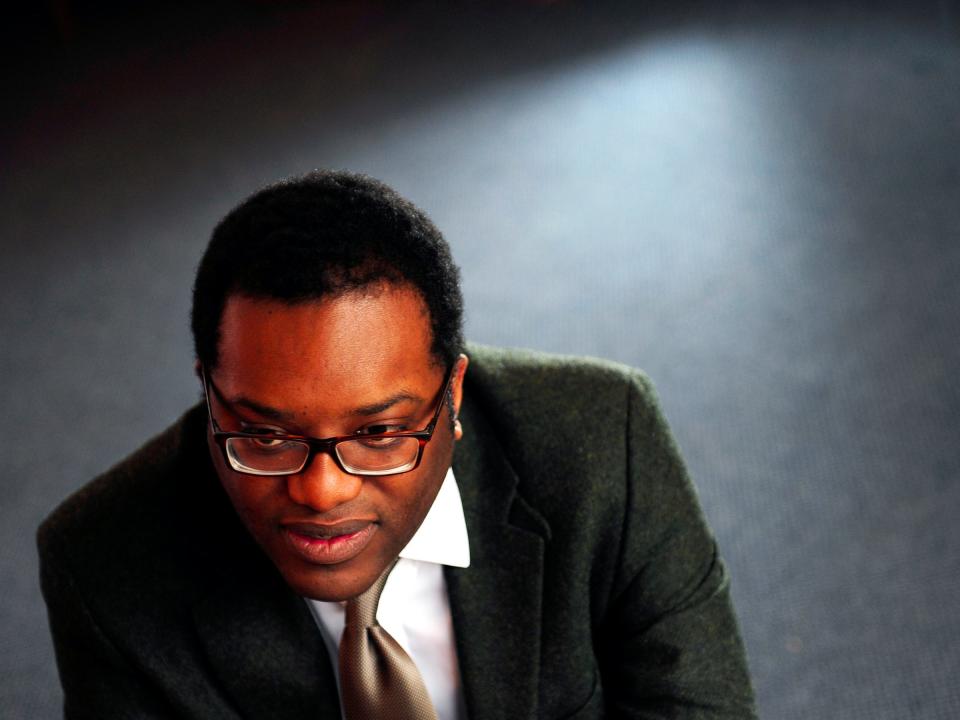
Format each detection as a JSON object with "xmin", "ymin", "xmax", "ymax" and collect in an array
[{"xmin": 222, "ymin": 485, "xmax": 272, "ymax": 534}]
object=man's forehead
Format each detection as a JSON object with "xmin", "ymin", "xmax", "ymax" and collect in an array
[{"xmin": 214, "ymin": 287, "xmax": 438, "ymax": 404}]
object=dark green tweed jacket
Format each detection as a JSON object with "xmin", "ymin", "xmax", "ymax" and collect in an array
[{"xmin": 38, "ymin": 345, "xmax": 756, "ymax": 719}]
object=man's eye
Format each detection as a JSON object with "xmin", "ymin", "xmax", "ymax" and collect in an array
[
  {"xmin": 358, "ymin": 424, "xmax": 406, "ymax": 436},
  {"xmin": 251, "ymin": 436, "xmax": 286, "ymax": 448},
  {"xmin": 243, "ymin": 426, "xmax": 289, "ymax": 447},
  {"xmin": 354, "ymin": 425, "xmax": 407, "ymax": 447}
]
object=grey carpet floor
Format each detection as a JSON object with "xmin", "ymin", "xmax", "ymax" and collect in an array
[{"xmin": 3, "ymin": 2, "xmax": 959, "ymax": 718}]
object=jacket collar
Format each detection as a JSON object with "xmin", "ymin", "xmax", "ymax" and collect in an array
[{"xmin": 448, "ymin": 389, "xmax": 550, "ymax": 720}]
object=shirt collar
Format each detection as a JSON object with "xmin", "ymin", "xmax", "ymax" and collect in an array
[{"xmin": 398, "ymin": 467, "xmax": 470, "ymax": 568}]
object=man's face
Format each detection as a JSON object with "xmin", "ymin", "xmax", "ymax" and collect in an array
[{"xmin": 206, "ymin": 285, "xmax": 466, "ymax": 601}]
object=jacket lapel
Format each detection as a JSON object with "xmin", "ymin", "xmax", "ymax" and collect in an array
[
  {"xmin": 449, "ymin": 392, "xmax": 550, "ymax": 720},
  {"xmin": 189, "ymin": 488, "xmax": 340, "ymax": 720}
]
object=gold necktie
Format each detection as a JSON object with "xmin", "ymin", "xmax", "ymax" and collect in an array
[{"xmin": 338, "ymin": 560, "xmax": 439, "ymax": 720}]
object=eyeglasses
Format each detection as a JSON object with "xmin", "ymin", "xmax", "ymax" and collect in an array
[{"xmin": 201, "ymin": 364, "xmax": 455, "ymax": 477}]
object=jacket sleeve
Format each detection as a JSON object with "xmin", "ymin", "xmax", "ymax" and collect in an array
[
  {"xmin": 38, "ymin": 525, "xmax": 180, "ymax": 720},
  {"xmin": 596, "ymin": 372, "xmax": 757, "ymax": 719}
]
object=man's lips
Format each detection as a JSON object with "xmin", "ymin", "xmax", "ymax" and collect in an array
[
  {"xmin": 280, "ymin": 520, "xmax": 378, "ymax": 565},
  {"xmin": 283, "ymin": 519, "xmax": 373, "ymax": 539}
]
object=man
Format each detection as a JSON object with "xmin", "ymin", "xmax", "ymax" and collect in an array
[{"xmin": 38, "ymin": 171, "xmax": 756, "ymax": 719}]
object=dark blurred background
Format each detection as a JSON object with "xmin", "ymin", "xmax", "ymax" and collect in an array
[{"xmin": 3, "ymin": 1, "xmax": 959, "ymax": 718}]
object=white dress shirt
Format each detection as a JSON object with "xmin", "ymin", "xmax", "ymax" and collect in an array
[{"xmin": 304, "ymin": 467, "xmax": 471, "ymax": 720}]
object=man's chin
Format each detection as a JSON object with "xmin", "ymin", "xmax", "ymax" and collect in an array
[{"xmin": 280, "ymin": 556, "xmax": 389, "ymax": 602}]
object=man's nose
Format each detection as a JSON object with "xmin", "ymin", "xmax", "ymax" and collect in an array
[{"xmin": 285, "ymin": 451, "xmax": 363, "ymax": 512}]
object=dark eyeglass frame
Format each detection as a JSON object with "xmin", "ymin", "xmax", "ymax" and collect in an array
[{"xmin": 201, "ymin": 362, "xmax": 456, "ymax": 478}]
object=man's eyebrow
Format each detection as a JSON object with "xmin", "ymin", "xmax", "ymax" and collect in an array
[
  {"xmin": 228, "ymin": 396, "xmax": 297, "ymax": 423},
  {"xmin": 347, "ymin": 391, "xmax": 423, "ymax": 418},
  {"xmin": 207, "ymin": 378, "xmax": 299, "ymax": 423},
  {"xmin": 229, "ymin": 392, "xmax": 424, "ymax": 422}
]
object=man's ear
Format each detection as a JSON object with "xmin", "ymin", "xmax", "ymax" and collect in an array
[
  {"xmin": 193, "ymin": 359, "xmax": 203, "ymax": 381},
  {"xmin": 452, "ymin": 353, "xmax": 469, "ymax": 440}
]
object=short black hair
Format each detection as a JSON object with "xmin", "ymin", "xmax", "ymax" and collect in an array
[{"xmin": 191, "ymin": 170, "xmax": 464, "ymax": 371}]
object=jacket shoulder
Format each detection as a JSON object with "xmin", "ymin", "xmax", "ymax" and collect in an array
[
  {"xmin": 463, "ymin": 343, "xmax": 663, "ymax": 442},
  {"xmin": 465, "ymin": 342, "xmax": 657, "ymax": 407},
  {"xmin": 460, "ymin": 344, "xmax": 675, "ymax": 518},
  {"xmin": 37, "ymin": 407, "xmax": 201, "ymax": 560}
]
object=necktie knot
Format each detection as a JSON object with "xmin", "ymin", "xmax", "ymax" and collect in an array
[{"xmin": 344, "ymin": 559, "xmax": 395, "ymax": 629}]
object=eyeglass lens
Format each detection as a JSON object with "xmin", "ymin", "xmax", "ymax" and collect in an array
[{"xmin": 224, "ymin": 435, "xmax": 422, "ymax": 476}]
